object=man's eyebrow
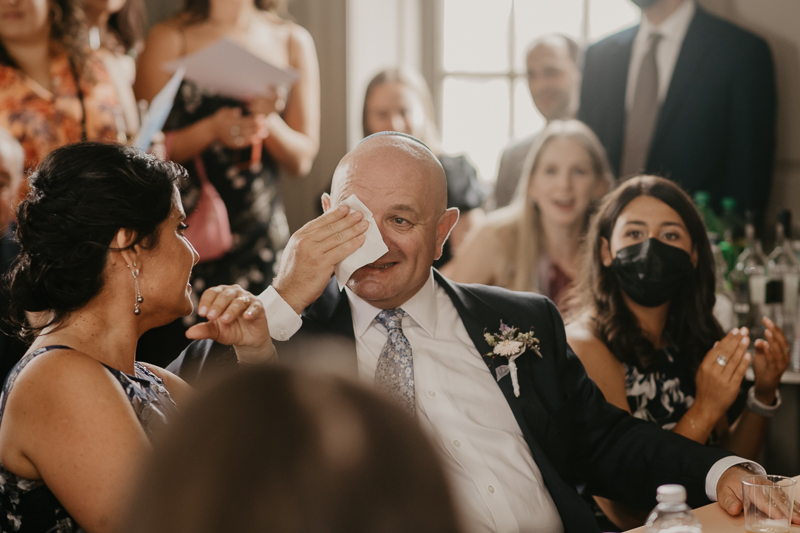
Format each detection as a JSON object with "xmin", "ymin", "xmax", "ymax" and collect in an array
[{"xmin": 388, "ymin": 204, "xmax": 420, "ymax": 216}]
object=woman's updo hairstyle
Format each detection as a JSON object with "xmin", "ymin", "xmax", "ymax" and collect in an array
[{"xmin": 5, "ymin": 142, "xmax": 187, "ymax": 336}]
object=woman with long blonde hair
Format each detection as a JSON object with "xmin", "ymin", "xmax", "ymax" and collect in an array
[{"xmin": 444, "ymin": 119, "xmax": 613, "ymax": 309}]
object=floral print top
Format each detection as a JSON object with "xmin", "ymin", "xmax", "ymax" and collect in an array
[
  {"xmin": 625, "ymin": 347, "xmax": 696, "ymax": 430},
  {"xmin": 0, "ymin": 52, "xmax": 121, "ymax": 199},
  {"xmin": 164, "ymin": 80, "xmax": 289, "ymax": 325},
  {"xmin": 0, "ymin": 346, "xmax": 177, "ymax": 532}
]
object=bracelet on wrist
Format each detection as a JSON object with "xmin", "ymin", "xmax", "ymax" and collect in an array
[{"xmin": 746, "ymin": 385, "xmax": 781, "ymax": 417}]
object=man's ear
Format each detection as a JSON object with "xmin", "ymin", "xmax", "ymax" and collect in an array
[
  {"xmin": 600, "ymin": 236, "xmax": 613, "ymax": 267},
  {"xmin": 434, "ymin": 208, "xmax": 460, "ymax": 260},
  {"xmin": 321, "ymin": 192, "xmax": 332, "ymax": 213}
]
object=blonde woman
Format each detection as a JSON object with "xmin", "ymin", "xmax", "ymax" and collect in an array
[{"xmin": 444, "ymin": 120, "xmax": 613, "ymax": 309}]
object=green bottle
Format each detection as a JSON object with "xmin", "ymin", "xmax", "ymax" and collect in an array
[{"xmin": 694, "ymin": 191, "xmax": 723, "ymax": 243}]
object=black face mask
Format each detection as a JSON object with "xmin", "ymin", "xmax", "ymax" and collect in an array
[
  {"xmin": 630, "ymin": 0, "xmax": 660, "ymax": 8},
  {"xmin": 609, "ymin": 238, "xmax": 695, "ymax": 307}
]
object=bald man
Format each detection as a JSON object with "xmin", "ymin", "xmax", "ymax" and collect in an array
[
  {"xmin": 489, "ymin": 35, "xmax": 581, "ymax": 210},
  {"xmin": 171, "ymin": 133, "xmax": 781, "ymax": 533}
]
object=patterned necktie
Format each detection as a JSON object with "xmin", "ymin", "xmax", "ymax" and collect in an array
[
  {"xmin": 620, "ymin": 32, "xmax": 663, "ymax": 179},
  {"xmin": 374, "ymin": 308, "xmax": 415, "ymax": 415}
]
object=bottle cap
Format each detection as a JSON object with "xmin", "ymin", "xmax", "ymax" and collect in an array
[
  {"xmin": 693, "ymin": 191, "xmax": 710, "ymax": 206},
  {"xmin": 656, "ymin": 484, "xmax": 687, "ymax": 503},
  {"xmin": 721, "ymin": 197, "xmax": 737, "ymax": 212}
]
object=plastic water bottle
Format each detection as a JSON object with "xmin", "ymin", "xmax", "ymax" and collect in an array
[{"xmin": 645, "ymin": 485, "xmax": 702, "ymax": 533}]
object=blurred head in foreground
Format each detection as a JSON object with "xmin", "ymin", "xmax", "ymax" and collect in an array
[{"xmin": 125, "ymin": 365, "xmax": 462, "ymax": 533}]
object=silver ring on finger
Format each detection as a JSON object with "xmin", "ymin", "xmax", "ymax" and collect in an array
[
  {"xmin": 230, "ymin": 125, "xmax": 241, "ymax": 137},
  {"xmin": 716, "ymin": 354, "xmax": 729, "ymax": 367}
]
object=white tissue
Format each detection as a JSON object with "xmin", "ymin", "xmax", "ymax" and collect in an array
[{"xmin": 333, "ymin": 194, "xmax": 389, "ymax": 290}]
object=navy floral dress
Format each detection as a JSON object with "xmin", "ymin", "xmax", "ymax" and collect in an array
[
  {"xmin": 165, "ymin": 80, "xmax": 290, "ymax": 325},
  {"xmin": 0, "ymin": 346, "xmax": 177, "ymax": 532}
]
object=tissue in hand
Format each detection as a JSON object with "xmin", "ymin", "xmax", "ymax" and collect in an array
[{"xmin": 333, "ymin": 194, "xmax": 389, "ymax": 290}]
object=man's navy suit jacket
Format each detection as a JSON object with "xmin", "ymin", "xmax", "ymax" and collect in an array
[
  {"xmin": 578, "ymin": 6, "xmax": 776, "ymax": 217},
  {"xmin": 170, "ymin": 273, "xmax": 733, "ymax": 533}
]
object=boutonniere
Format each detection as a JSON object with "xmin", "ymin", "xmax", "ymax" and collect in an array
[{"xmin": 484, "ymin": 322, "xmax": 541, "ymax": 397}]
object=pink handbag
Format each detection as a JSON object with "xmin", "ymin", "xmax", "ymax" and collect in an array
[{"xmin": 184, "ymin": 155, "xmax": 234, "ymax": 263}]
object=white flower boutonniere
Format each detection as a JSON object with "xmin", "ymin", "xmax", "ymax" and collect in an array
[{"xmin": 484, "ymin": 322, "xmax": 541, "ymax": 397}]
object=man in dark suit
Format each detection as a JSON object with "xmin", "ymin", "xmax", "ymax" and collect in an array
[
  {"xmin": 488, "ymin": 35, "xmax": 581, "ymax": 210},
  {"xmin": 171, "ymin": 132, "xmax": 780, "ymax": 533},
  {"xmin": 578, "ymin": 0, "xmax": 776, "ymax": 217}
]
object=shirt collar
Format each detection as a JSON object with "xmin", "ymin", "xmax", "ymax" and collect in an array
[
  {"xmin": 345, "ymin": 270, "xmax": 438, "ymax": 338},
  {"xmin": 638, "ymin": 0, "xmax": 695, "ymax": 43}
]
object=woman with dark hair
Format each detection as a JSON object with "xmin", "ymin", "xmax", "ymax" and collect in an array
[
  {"xmin": 84, "ymin": 0, "xmax": 148, "ymax": 141},
  {"xmin": 361, "ymin": 67, "xmax": 486, "ymax": 267},
  {"xmin": 0, "ymin": 142, "xmax": 272, "ymax": 533},
  {"xmin": 134, "ymin": 0, "xmax": 320, "ymax": 300},
  {"xmin": 125, "ymin": 365, "xmax": 462, "ymax": 533},
  {"xmin": 0, "ymin": 0, "xmax": 123, "ymax": 201},
  {"xmin": 565, "ymin": 176, "xmax": 788, "ymax": 529}
]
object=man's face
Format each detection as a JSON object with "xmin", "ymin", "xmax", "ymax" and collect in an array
[
  {"xmin": 328, "ymin": 142, "xmax": 456, "ymax": 310},
  {"xmin": 526, "ymin": 41, "xmax": 580, "ymax": 122}
]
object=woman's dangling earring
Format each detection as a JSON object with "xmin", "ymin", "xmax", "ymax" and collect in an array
[{"xmin": 129, "ymin": 263, "xmax": 144, "ymax": 315}]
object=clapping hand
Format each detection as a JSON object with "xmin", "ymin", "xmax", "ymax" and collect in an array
[
  {"xmin": 752, "ymin": 317, "xmax": 790, "ymax": 402},
  {"xmin": 273, "ymin": 205, "xmax": 369, "ymax": 314},
  {"xmin": 186, "ymin": 285, "xmax": 274, "ymax": 362},
  {"xmin": 694, "ymin": 328, "xmax": 751, "ymax": 421}
]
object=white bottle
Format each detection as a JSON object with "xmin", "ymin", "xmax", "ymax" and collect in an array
[{"xmin": 645, "ymin": 485, "xmax": 702, "ymax": 533}]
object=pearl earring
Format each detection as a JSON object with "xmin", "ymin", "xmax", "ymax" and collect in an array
[{"xmin": 129, "ymin": 263, "xmax": 144, "ymax": 315}]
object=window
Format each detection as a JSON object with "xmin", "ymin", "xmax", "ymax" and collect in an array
[{"xmin": 435, "ymin": 0, "xmax": 640, "ymax": 183}]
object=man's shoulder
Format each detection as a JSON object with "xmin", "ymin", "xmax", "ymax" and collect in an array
[
  {"xmin": 694, "ymin": 6, "xmax": 769, "ymax": 50},
  {"xmin": 501, "ymin": 133, "xmax": 538, "ymax": 161},
  {"xmin": 447, "ymin": 279, "xmax": 555, "ymax": 315},
  {"xmin": 585, "ymin": 25, "xmax": 638, "ymax": 57}
]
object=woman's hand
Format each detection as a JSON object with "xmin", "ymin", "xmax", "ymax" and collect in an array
[
  {"xmin": 752, "ymin": 316, "xmax": 790, "ymax": 402},
  {"xmin": 248, "ymin": 85, "xmax": 287, "ymax": 117},
  {"xmin": 185, "ymin": 285, "xmax": 274, "ymax": 362},
  {"xmin": 694, "ymin": 328, "xmax": 751, "ymax": 422},
  {"xmin": 210, "ymin": 107, "xmax": 268, "ymax": 150}
]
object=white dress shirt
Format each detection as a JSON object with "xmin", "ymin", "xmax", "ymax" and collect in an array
[
  {"xmin": 625, "ymin": 0, "xmax": 696, "ymax": 110},
  {"xmin": 258, "ymin": 270, "xmax": 763, "ymax": 532}
]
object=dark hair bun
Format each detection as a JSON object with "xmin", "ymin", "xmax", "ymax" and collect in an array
[{"xmin": 4, "ymin": 142, "xmax": 186, "ymax": 335}]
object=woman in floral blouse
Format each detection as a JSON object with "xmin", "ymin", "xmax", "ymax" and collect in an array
[{"xmin": 0, "ymin": 0, "xmax": 122, "ymax": 202}]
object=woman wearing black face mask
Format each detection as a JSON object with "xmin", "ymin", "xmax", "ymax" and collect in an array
[{"xmin": 564, "ymin": 176, "xmax": 789, "ymax": 531}]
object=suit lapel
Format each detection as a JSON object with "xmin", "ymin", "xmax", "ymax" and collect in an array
[
  {"xmin": 649, "ymin": 8, "xmax": 712, "ymax": 159},
  {"xmin": 603, "ymin": 28, "xmax": 637, "ymax": 175},
  {"xmin": 434, "ymin": 272, "xmax": 547, "ymax": 437}
]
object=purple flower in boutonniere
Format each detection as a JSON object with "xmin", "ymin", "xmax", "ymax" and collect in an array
[{"xmin": 484, "ymin": 322, "xmax": 541, "ymax": 397}]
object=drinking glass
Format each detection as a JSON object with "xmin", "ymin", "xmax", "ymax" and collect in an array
[{"xmin": 742, "ymin": 475, "xmax": 796, "ymax": 533}]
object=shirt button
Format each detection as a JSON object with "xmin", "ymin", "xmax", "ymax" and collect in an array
[
  {"xmin": 488, "ymin": 485, "xmax": 495, "ymax": 495},
  {"xmin": 427, "ymin": 390, "xmax": 436, "ymax": 398},
  {"xmin": 279, "ymin": 329, "xmax": 288, "ymax": 338},
  {"xmin": 453, "ymin": 440, "xmax": 461, "ymax": 448}
]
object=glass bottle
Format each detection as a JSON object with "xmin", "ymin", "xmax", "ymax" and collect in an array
[
  {"xmin": 712, "ymin": 242, "xmax": 735, "ymax": 331},
  {"xmin": 720, "ymin": 197, "xmax": 746, "ymax": 255},
  {"xmin": 767, "ymin": 210, "xmax": 800, "ymax": 370},
  {"xmin": 644, "ymin": 485, "xmax": 702, "ymax": 533},
  {"xmin": 694, "ymin": 191, "xmax": 723, "ymax": 244},
  {"xmin": 729, "ymin": 211, "xmax": 767, "ymax": 338}
]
